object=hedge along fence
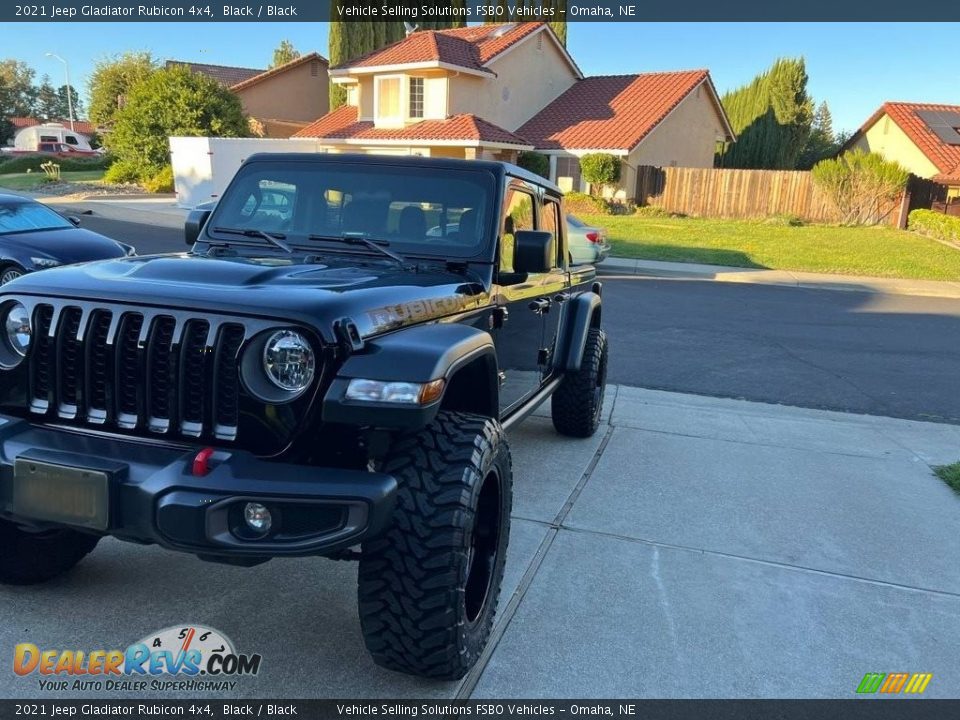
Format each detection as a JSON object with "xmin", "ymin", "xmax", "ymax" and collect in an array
[
  {"xmin": 908, "ymin": 209, "xmax": 960, "ymax": 244},
  {"xmin": 634, "ymin": 165, "xmax": 911, "ymax": 227}
]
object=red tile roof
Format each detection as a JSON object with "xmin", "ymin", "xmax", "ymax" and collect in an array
[
  {"xmin": 518, "ymin": 70, "xmax": 723, "ymax": 152},
  {"xmin": 935, "ymin": 163, "xmax": 960, "ymax": 185},
  {"xmin": 10, "ymin": 117, "xmax": 98, "ymax": 135},
  {"xmin": 229, "ymin": 52, "xmax": 328, "ymax": 91},
  {"xmin": 334, "ymin": 22, "xmax": 549, "ymax": 74},
  {"xmin": 165, "ymin": 60, "xmax": 264, "ymax": 87},
  {"xmin": 292, "ymin": 105, "xmax": 531, "ymax": 147},
  {"xmin": 859, "ymin": 102, "xmax": 960, "ymax": 181}
]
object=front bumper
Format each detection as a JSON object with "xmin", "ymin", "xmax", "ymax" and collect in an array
[{"xmin": 0, "ymin": 415, "xmax": 397, "ymax": 559}]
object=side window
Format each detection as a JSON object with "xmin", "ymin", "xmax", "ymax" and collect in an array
[
  {"xmin": 500, "ymin": 187, "xmax": 534, "ymax": 273},
  {"xmin": 540, "ymin": 198, "xmax": 561, "ymax": 268},
  {"xmin": 64, "ymin": 135, "xmax": 79, "ymax": 146}
]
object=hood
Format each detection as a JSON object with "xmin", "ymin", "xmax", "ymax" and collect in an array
[
  {"xmin": 2, "ymin": 253, "xmax": 490, "ymax": 342},
  {"xmin": 1, "ymin": 227, "xmax": 127, "ymax": 264}
]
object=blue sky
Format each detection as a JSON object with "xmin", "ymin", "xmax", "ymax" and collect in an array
[{"xmin": 5, "ymin": 22, "xmax": 957, "ymax": 133}]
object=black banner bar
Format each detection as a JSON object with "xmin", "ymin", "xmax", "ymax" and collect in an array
[
  {"xmin": 3, "ymin": 0, "xmax": 960, "ymax": 22},
  {"xmin": 1, "ymin": 700, "xmax": 959, "ymax": 720}
]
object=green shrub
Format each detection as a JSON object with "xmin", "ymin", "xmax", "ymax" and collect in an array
[
  {"xmin": 516, "ymin": 151, "xmax": 549, "ymax": 179},
  {"xmin": 908, "ymin": 209, "xmax": 960, "ymax": 243},
  {"xmin": 579, "ymin": 153, "xmax": 621, "ymax": 196},
  {"xmin": 110, "ymin": 66, "xmax": 248, "ymax": 180},
  {"xmin": 103, "ymin": 158, "xmax": 143, "ymax": 185},
  {"xmin": 0, "ymin": 154, "xmax": 112, "ymax": 174},
  {"xmin": 142, "ymin": 165, "xmax": 174, "ymax": 193},
  {"xmin": 633, "ymin": 205, "xmax": 670, "ymax": 218},
  {"xmin": 812, "ymin": 149, "xmax": 908, "ymax": 225},
  {"xmin": 565, "ymin": 191, "xmax": 611, "ymax": 215}
]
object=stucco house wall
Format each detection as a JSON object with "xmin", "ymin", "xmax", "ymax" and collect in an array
[
  {"xmin": 237, "ymin": 58, "xmax": 329, "ymax": 124},
  {"xmin": 629, "ymin": 85, "xmax": 726, "ymax": 169},
  {"xmin": 447, "ymin": 35, "xmax": 578, "ymax": 132},
  {"xmin": 849, "ymin": 114, "xmax": 942, "ymax": 179}
]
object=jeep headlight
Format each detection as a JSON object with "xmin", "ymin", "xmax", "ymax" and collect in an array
[
  {"xmin": 262, "ymin": 330, "xmax": 315, "ymax": 392},
  {"xmin": 2, "ymin": 302, "xmax": 31, "ymax": 364},
  {"xmin": 345, "ymin": 378, "xmax": 445, "ymax": 405}
]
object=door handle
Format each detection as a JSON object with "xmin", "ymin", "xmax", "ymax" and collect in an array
[
  {"xmin": 554, "ymin": 292, "xmax": 571, "ymax": 303},
  {"xmin": 528, "ymin": 298, "xmax": 551, "ymax": 314}
]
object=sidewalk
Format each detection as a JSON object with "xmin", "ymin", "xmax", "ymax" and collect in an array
[
  {"xmin": 600, "ymin": 255, "xmax": 960, "ymax": 299},
  {"xmin": 2, "ymin": 386, "xmax": 958, "ymax": 698}
]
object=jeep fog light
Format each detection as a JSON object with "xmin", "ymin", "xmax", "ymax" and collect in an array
[
  {"xmin": 244, "ymin": 503, "xmax": 272, "ymax": 534},
  {"xmin": 3, "ymin": 302, "xmax": 31, "ymax": 359},
  {"xmin": 345, "ymin": 378, "xmax": 445, "ymax": 405},
  {"xmin": 262, "ymin": 330, "xmax": 315, "ymax": 392}
]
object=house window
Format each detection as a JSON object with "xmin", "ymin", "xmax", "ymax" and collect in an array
[
  {"xmin": 375, "ymin": 76, "xmax": 402, "ymax": 122},
  {"xmin": 346, "ymin": 85, "xmax": 358, "ymax": 107},
  {"xmin": 409, "ymin": 77, "xmax": 424, "ymax": 119},
  {"xmin": 555, "ymin": 156, "xmax": 582, "ymax": 192}
]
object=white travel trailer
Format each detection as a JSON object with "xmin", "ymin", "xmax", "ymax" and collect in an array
[{"xmin": 12, "ymin": 123, "xmax": 95, "ymax": 152}]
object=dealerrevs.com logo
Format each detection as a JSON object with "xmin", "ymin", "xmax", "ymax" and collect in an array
[{"xmin": 13, "ymin": 625, "xmax": 262, "ymax": 693}]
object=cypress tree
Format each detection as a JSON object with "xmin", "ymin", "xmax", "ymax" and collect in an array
[
  {"xmin": 549, "ymin": 0, "xmax": 567, "ymax": 46},
  {"xmin": 720, "ymin": 57, "xmax": 813, "ymax": 169},
  {"xmin": 327, "ymin": 12, "xmax": 349, "ymax": 110}
]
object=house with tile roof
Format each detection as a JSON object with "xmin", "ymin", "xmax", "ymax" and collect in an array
[
  {"xmin": 847, "ymin": 102, "xmax": 960, "ymax": 196},
  {"xmin": 167, "ymin": 53, "xmax": 329, "ymax": 137},
  {"xmin": 518, "ymin": 70, "xmax": 734, "ymax": 197},
  {"xmin": 293, "ymin": 22, "xmax": 733, "ymax": 200}
]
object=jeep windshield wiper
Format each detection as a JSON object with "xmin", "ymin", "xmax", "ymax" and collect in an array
[
  {"xmin": 212, "ymin": 227, "xmax": 293, "ymax": 254},
  {"xmin": 308, "ymin": 232, "xmax": 406, "ymax": 265}
]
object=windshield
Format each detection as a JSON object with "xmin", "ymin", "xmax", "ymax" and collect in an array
[
  {"xmin": 0, "ymin": 201, "xmax": 73, "ymax": 234},
  {"xmin": 567, "ymin": 214, "xmax": 586, "ymax": 228},
  {"xmin": 208, "ymin": 160, "xmax": 496, "ymax": 258}
]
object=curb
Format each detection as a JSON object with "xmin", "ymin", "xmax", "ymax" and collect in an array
[{"xmin": 598, "ymin": 256, "xmax": 960, "ymax": 300}]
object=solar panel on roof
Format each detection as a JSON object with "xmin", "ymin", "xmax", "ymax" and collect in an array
[{"xmin": 916, "ymin": 110, "xmax": 960, "ymax": 146}]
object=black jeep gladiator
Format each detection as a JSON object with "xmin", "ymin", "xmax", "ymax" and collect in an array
[{"xmin": 0, "ymin": 153, "xmax": 607, "ymax": 680}]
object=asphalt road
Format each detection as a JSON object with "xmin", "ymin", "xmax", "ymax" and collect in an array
[{"xmin": 74, "ymin": 213, "xmax": 960, "ymax": 424}]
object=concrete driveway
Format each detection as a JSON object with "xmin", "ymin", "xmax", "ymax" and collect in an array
[{"xmin": 2, "ymin": 386, "xmax": 959, "ymax": 699}]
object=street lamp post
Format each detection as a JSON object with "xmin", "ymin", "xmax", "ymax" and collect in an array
[{"xmin": 45, "ymin": 52, "xmax": 74, "ymax": 132}]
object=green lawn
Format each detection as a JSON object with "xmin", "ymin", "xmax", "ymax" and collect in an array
[
  {"xmin": 0, "ymin": 170, "xmax": 105, "ymax": 191},
  {"xmin": 581, "ymin": 214, "xmax": 960, "ymax": 281}
]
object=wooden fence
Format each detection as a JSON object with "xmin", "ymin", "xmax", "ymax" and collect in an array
[{"xmin": 633, "ymin": 166, "xmax": 917, "ymax": 227}]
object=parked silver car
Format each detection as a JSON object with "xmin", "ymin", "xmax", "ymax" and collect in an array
[{"xmin": 567, "ymin": 214, "xmax": 610, "ymax": 265}]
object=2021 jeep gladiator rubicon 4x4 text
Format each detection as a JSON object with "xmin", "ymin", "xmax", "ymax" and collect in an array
[{"xmin": 0, "ymin": 154, "xmax": 608, "ymax": 679}]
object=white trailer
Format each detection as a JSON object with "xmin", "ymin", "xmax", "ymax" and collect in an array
[
  {"xmin": 13, "ymin": 123, "xmax": 95, "ymax": 151},
  {"xmin": 169, "ymin": 137, "xmax": 327, "ymax": 208}
]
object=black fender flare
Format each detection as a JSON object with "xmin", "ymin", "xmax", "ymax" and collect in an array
[
  {"xmin": 556, "ymin": 291, "xmax": 601, "ymax": 372},
  {"xmin": 322, "ymin": 323, "xmax": 497, "ymax": 429}
]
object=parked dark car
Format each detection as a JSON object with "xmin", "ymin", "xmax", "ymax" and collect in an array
[
  {"xmin": 0, "ymin": 154, "xmax": 608, "ymax": 681},
  {"xmin": 0, "ymin": 194, "xmax": 135, "ymax": 284}
]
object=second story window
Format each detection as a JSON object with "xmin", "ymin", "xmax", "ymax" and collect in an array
[
  {"xmin": 375, "ymin": 76, "xmax": 402, "ymax": 123},
  {"xmin": 409, "ymin": 77, "xmax": 424, "ymax": 119}
]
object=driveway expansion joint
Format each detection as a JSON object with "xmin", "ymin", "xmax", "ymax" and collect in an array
[
  {"xmin": 456, "ymin": 422, "xmax": 616, "ymax": 699},
  {"xmin": 558, "ymin": 525, "xmax": 960, "ymax": 599}
]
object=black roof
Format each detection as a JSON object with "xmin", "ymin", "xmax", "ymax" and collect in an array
[{"xmin": 242, "ymin": 152, "xmax": 562, "ymax": 195}]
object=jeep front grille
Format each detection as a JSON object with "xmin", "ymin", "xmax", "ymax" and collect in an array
[{"xmin": 28, "ymin": 303, "xmax": 247, "ymax": 442}]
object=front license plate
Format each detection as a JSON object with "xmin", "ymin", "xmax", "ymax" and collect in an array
[{"xmin": 12, "ymin": 458, "xmax": 109, "ymax": 531}]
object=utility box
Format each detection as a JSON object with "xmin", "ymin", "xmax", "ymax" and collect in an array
[{"xmin": 169, "ymin": 136, "xmax": 326, "ymax": 208}]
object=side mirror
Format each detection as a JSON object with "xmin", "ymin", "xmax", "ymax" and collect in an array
[
  {"xmin": 513, "ymin": 230, "xmax": 553, "ymax": 274},
  {"xmin": 184, "ymin": 208, "xmax": 212, "ymax": 246},
  {"xmin": 67, "ymin": 216, "xmax": 81, "ymax": 227}
]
